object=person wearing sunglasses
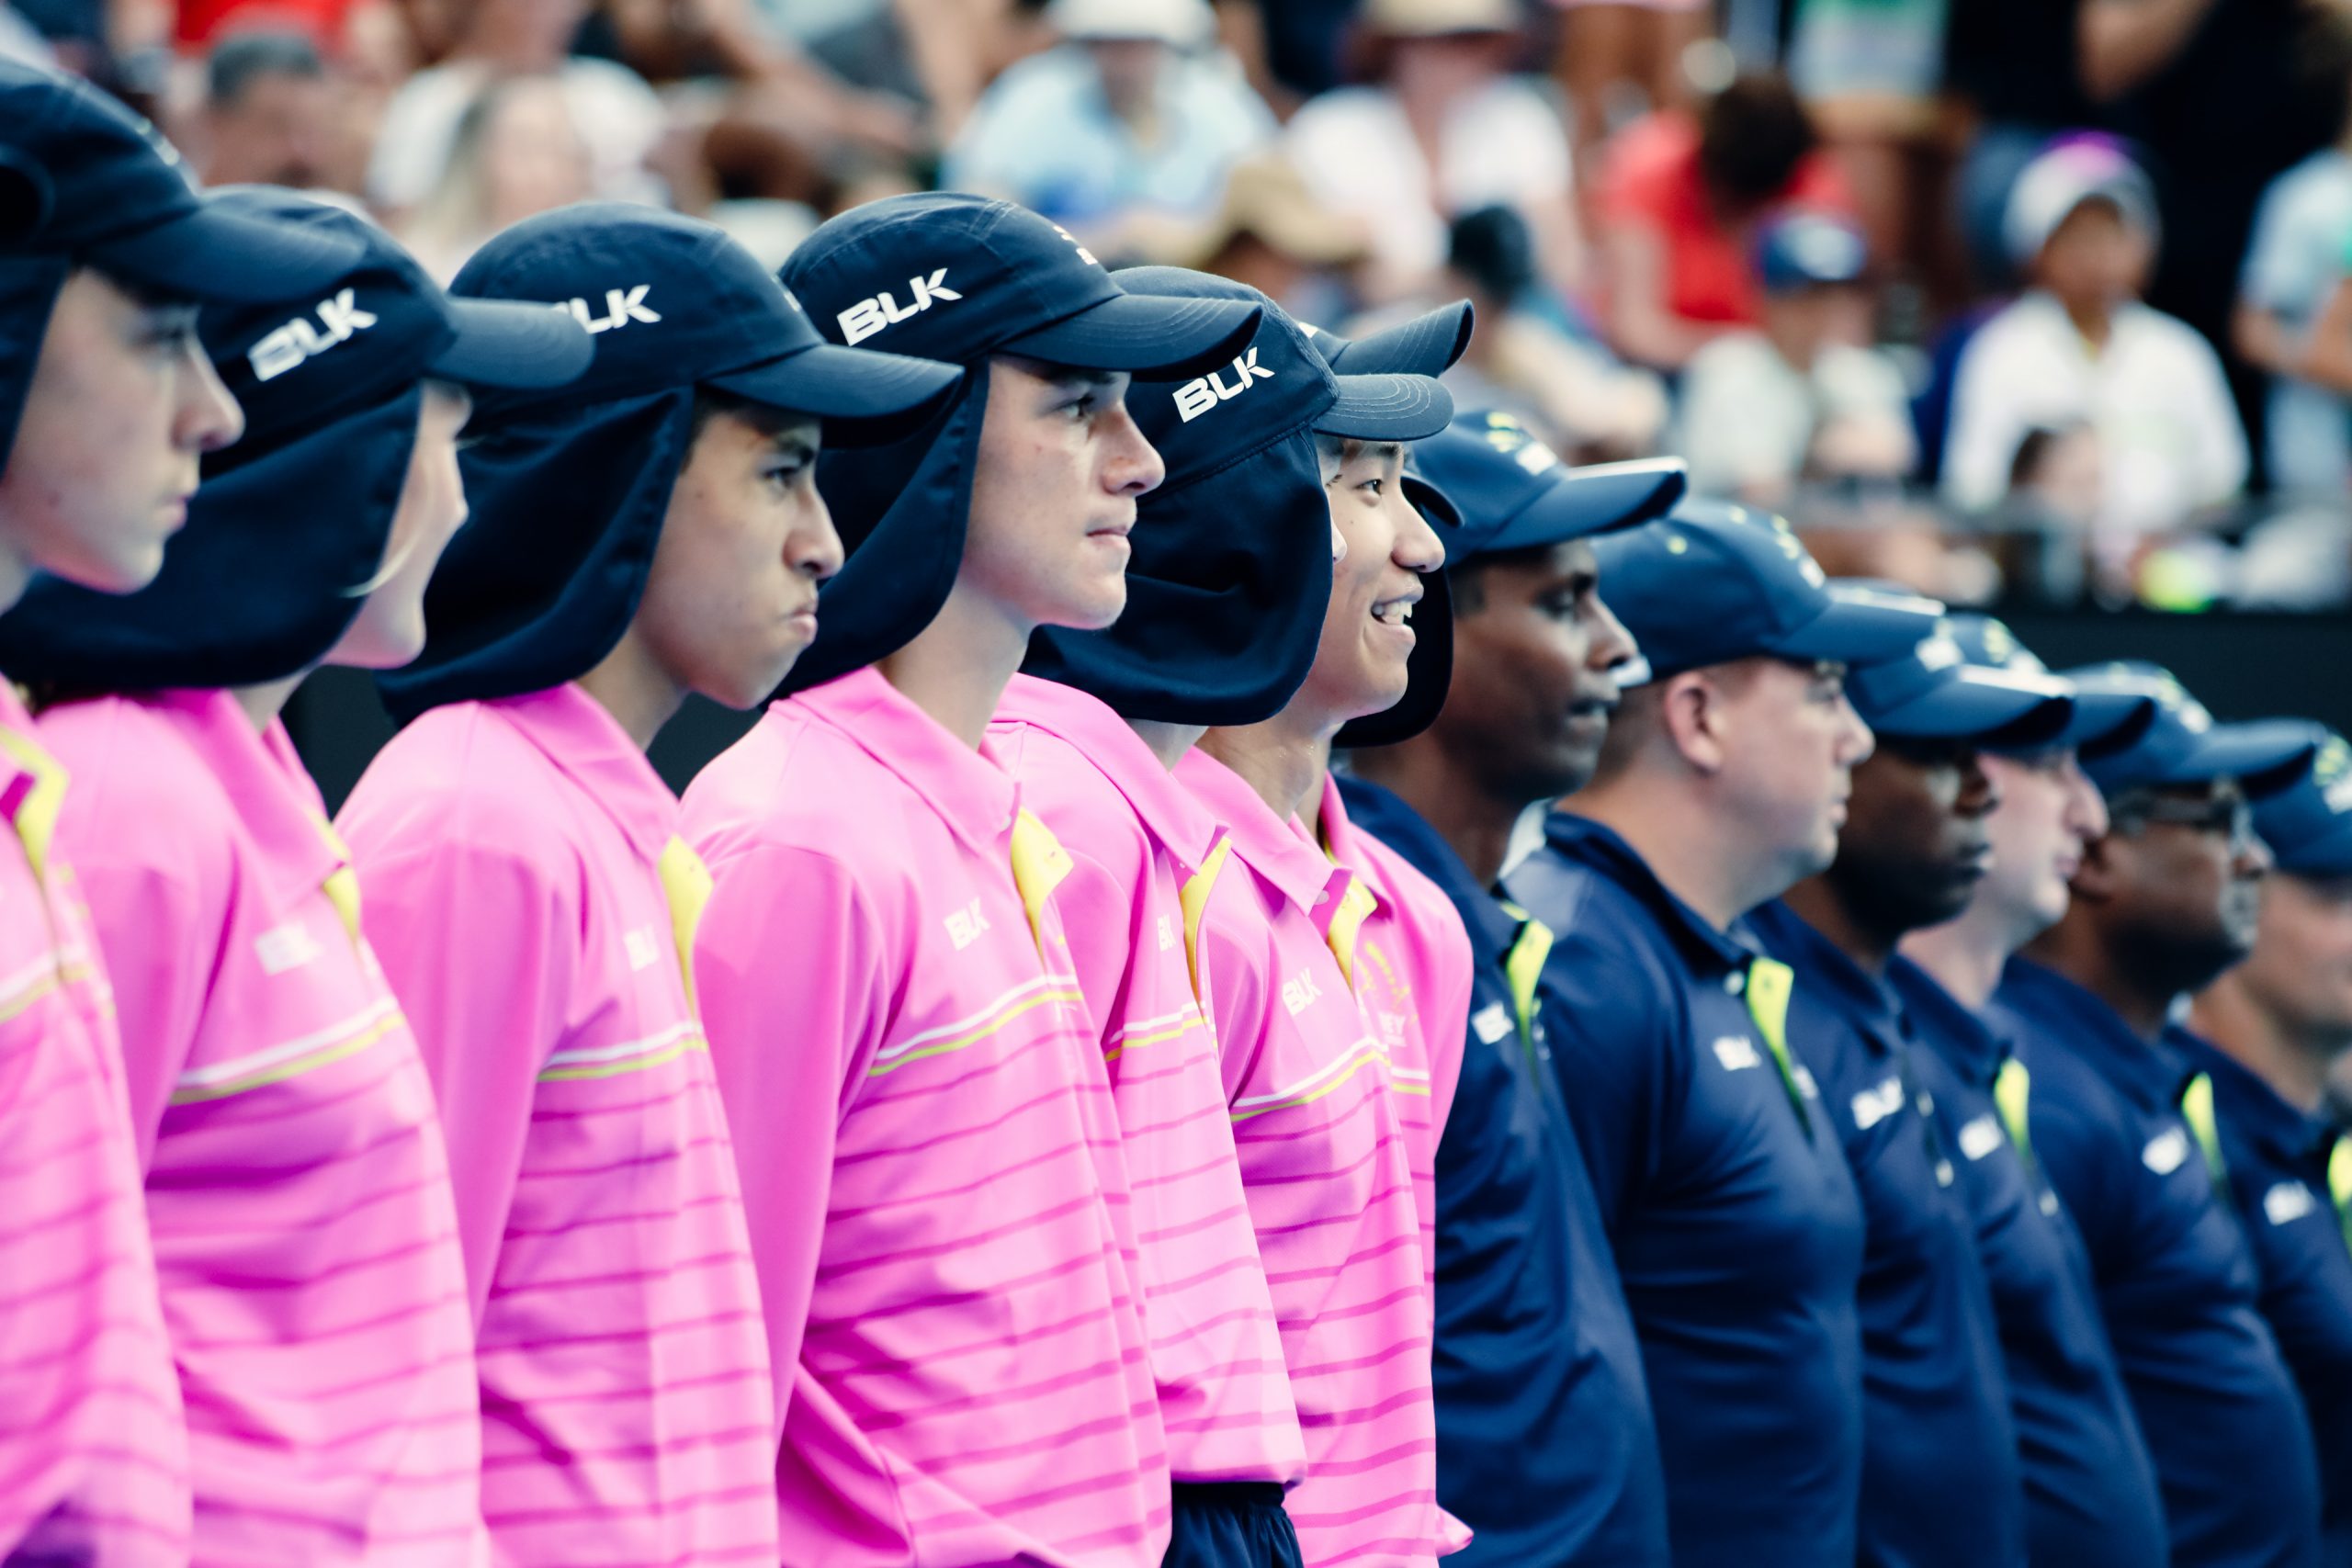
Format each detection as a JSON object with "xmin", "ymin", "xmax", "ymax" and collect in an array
[{"xmin": 1994, "ymin": 665, "xmax": 2325, "ymax": 1568}]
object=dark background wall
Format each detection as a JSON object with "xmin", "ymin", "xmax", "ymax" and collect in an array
[{"xmin": 287, "ymin": 608, "xmax": 2352, "ymax": 813}]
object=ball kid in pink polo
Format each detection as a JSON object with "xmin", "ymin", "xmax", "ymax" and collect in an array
[
  {"xmin": 336, "ymin": 203, "xmax": 961, "ymax": 1567},
  {"xmin": 0, "ymin": 61, "xmax": 366, "ymax": 1564},
  {"xmin": 1005, "ymin": 266, "xmax": 1456, "ymax": 1568},
  {"xmin": 0, "ymin": 188, "xmax": 594, "ymax": 1564},
  {"xmin": 1175, "ymin": 311, "xmax": 1480, "ymax": 1567},
  {"xmin": 682, "ymin": 192, "xmax": 1260, "ymax": 1565}
]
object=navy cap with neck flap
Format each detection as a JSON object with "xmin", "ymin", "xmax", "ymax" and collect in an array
[
  {"xmin": 772, "ymin": 194, "xmax": 1265, "ymax": 698},
  {"xmin": 1023, "ymin": 267, "xmax": 1360, "ymax": 725},
  {"xmin": 378, "ymin": 203, "xmax": 960, "ymax": 722},
  {"xmin": 0, "ymin": 187, "xmax": 592, "ymax": 691}
]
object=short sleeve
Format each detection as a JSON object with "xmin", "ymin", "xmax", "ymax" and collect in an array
[
  {"xmin": 692, "ymin": 840, "xmax": 891, "ymax": 1419},
  {"xmin": 1536, "ymin": 929, "xmax": 1682, "ymax": 1239}
]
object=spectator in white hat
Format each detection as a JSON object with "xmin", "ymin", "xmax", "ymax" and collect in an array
[
  {"xmin": 943, "ymin": 0, "xmax": 1274, "ymax": 255},
  {"xmin": 1941, "ymin": 137, "xmax": 2246, "ymax": 564},
  {"xmin": 1283, "ymin": 0, "xmax": 1584, "ymax": 302}
]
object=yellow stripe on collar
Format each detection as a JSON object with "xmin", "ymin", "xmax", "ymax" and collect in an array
[
  {"xmin": 1180, "ymin": 835, "xmax": 1234, "ymax": 1008},
  {"xmin": 659, "ymin": 836, "xmax": 715, "ymax": 1013},
  {"xmin": 1009, "ymin": 807, "xmax": 1074, "ymax": 962}
]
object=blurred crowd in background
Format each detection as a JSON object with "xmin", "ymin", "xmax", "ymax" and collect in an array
[{"xmin": 12, "ymin": 0, "xmax": 2352, "ymax": 613}]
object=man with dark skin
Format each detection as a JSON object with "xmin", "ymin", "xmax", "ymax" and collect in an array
[
  {"xmin": 1342, "ymin": 413, "xmax": 1683, "ymax": 1566},
  {"xmin": 1998, "ymin": 667, "xmax": 2325, "ymax": 1568},
  {"xmin": 1748, "ymin": 614, "xmax": 2076, "ymax": 1568}
]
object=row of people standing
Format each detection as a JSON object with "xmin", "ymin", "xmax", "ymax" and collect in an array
[{"xmin": 6, "ymin": 48, "xmax": 2351, "ymax": 1568}]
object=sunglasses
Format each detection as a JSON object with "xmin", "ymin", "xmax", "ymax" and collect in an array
[{"xmin": 2108, "ymin": 790, "xmax": 2254, "ymax": 847}]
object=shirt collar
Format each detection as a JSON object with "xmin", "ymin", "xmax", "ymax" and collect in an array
[
  {"xmin": 1541, "ymin": 808, "xmax": 1756, "ymax": 976},
  {"xmin": 1749, "ymin": 897, "xmax": 1905, "ymax": 1052},
  {"xmin": 2169, "ymin": 1025, "xmax": 2333, "ymax": 1168},
  {"xmin": 795, "ymin": 667, "xmax": 1020, "ymax": 859},
  {"xmin": 1175, "ymin": 747, "xmax": 1357, "ymax": 926},
  {"xmin": 1998, "ymin": 954, "xmax": 2195, "ymax": 1112},
  {"xmin": 992, "ymin": 674, "xmax": 1221, "ymax": 872},
  {"xmin": 490, "ymin": 682, "xmax": 677, "ymax": 863},
  {"xmin": 1887, "ymin": 954, "xmax": 2011, "ymax": 1087},
  {"xmin": 151, "ymin": 689, "xmax": 341, "ymax": 905},
  {"xmin": 1333, "ymin": 773, "xmax": 1520, "ymax": 963}
]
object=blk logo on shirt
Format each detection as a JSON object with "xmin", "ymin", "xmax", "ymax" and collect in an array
[
  {"xmin": 1849, "ymin": 1076, "xmax": 1905, "ymax": 1132},
  {"xmin": 254, "ymin": 917, "xmax": 324, "ymax": 976},
  {"xmin": 2264, "ymin": 1181, "xmax": 2317, "ymax": 1225},
  {"xmin": 623, "ymin": 927, "xmax": 661, "ymax": 971},
  {"xmin": 2143, "ymin": 1126, "xmax": 2191, "ymax": 1176},
  {"xmin": 945, "ymin": 898, "xmax": 990, "ymax": 951},
  {"xmin": 1959, "ymin": 1113, "xmax": 2005, "ymax": 1162},
  {"xmin": 560, "ymin": 286, "xmax": 661, "ymax": 333},
  {"xmin": 838, "ymin": 270, "xmax": 962, "ymax": 344},
  {"xmin": 1173, "ymin": 349, "xmax": 1274, "ymax": 423},
  {"xmin": 1157, "ymin": 916, "xmax": 1176, "ymax": 952},
  {"xmin": 1712, "ymin": 1035, "xmax": 1761, "ymax": 1071},
  {"xmin": 250, "ymin": 288, "xmax": 379, "ymax": 381},
  {"xmin": 1280, "ymin": 968, "xmax": 1324, "ymax": 1016}
]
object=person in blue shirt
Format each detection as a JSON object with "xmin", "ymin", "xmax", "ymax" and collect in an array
[
  {"xmin": 1504, "ymin": 502, "xmax": 1934, "ymax": 1568},
  {"xmin": 1748, "ymin": 606, "xmax": 2084, "ymax": 1568},
  {"xmin": 2183, "ymin": 728, "xmax": 2352, "ymax": 1566},
  {"xmin": 1899, "ymin": 615, "xmax": 2172, "ymax": 1568},
  {"xmin": 1998, "ymin": 662, "xmax": 2324, "ymax": 1568},
  {"xmin": 1340, "ymin": 412, "xmax": 1684, "ymax": 1566}
]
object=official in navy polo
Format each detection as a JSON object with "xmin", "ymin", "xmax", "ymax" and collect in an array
[
  {"xmin": 2182, "ymin": 728, "xmax": 2352, "ymax": 1565},
  {"xmin": 1996, "ymin": 662, "xmax": 2324, "ymax": 1568},
  {"xmin": 1503, "ymin": 502, "xmax": 1933, "ymax": 1568},
  {"xmin": 1340, "ymin": 412, "xmax": 1684, "ymax": 1566},
  {"xmin": 1899, "ymin": 617, "xmax": 2172, "ymax": 1568},
  {"xmin": 1747, "ymin": 603, "xmax": 2082, "ymax": 1568}
]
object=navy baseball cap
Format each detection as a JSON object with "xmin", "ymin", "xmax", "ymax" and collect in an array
[
  {"xmin": 1755, "ymin": 210, "xmax": 1869, "ymax": 294},
  {"xmin": 1592, "ymin": 500, "xmax": 1939, "ymax": 683},
  {"xmin": 1838, "ymin": 595, "xmax": 2076, "ymax": 748},
  {"xmin": 781, "ymin": 191, "xmax": 1260, "ymax": 374},
  {"xmin": 451, "ymin": 202, "xmax": 962, "ymax": 439},
  {"xmin": 1026, "ymin": 267, "xmax": 1450, "ymax": 725},
  {"xmin": 1300, "ymin": 299, "xmax": 1475, "ymax": 376},
  {"xmin": 2074, "ymin": 661, "xmax": 2320, "ymax": 796},
  {"xmin": 0, "ymin": 59, "xmax": 362, "ymax": 301},
  {"xmin": 1415, "ymin": 410, "xmax": 1685, "ymax": 559},
  {"xmin": 0, "ymin": 189, "xmax": 594, "ymax": 689},
  {"xmin": 2252, "ymin": 728, "xmax": 2352, "ymax": 876},
  {"xmin": 1945, "ymin": 613, "xmax": 2154, "ymax": 750}
]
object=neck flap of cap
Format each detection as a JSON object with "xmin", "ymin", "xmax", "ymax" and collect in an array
[
  {"xmin": 0, "ymin": 256, "xmax": 71, "ymax": 483},
  {"xmin": 378, "ymin": 387, "xmax": 695, "ymax": 723},
  {"xmin": 1024, "ymin": 423, "xmax": 1334, "ymax": 725},
  {"xmin": 0, "ymin": 383, "xmax": 423, "ymax": 690},
  {"xmin": 775, "ymin": 363, "xmax": 988, "ymax": 697}
]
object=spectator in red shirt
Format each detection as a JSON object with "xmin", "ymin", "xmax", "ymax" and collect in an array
[{"xmin": 1595, "ymin": 71, "xmax": 1851, "ymax": 368}]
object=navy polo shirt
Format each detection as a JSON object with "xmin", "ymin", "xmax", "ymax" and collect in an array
[
  {"xmin": 1504, "ymin": 813, "xmax": 1865, "ymax": 1568},
  {"xmin": 1338, "ymin": 776, "xmax": 1668, "ymax": 1567},
  {"xmin": 2171, "ymin": 1028, "xmax": 2352, "ymax": 1567},
  {"xmin": 1996, "ymin": 957, "xmax": 2324, "ymax": 1568},
  {"xmin": 1890, "ymin": 955, "xmax": 2169, "ymax": 1568},
  {"xmin": 1747, "ymin": 901, "xmax": 2024, "ymax": 1568}
]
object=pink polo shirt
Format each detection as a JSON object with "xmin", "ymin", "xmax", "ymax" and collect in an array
[
  {"xmin": 1175, "ymin": 749, "xmax": 1463, "ymax": 1568},
  {"xmin": 40, "ymin": 690, "xmax": 481, "ymax": 1565},
  {"xmin": 683, "ymin": 667, "xmax": 1170, "ymax": 1566},
  {"xmin": 1313, "ymin": 773, "xmax": 1474, "ymax": 1293},
  {"xmin": 988, "ymin": 674, "xmax": 1303, "ymax": 1489},
  {"xmin": 337, "ymin": 684, "xmax": 775, "ymax": 1567},
  {"xmin": 0, "ymin": 683, "xmax": 190, "ymax": 1566}
]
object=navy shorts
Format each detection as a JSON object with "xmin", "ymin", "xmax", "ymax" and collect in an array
[{"xmin": 1162, "ymin": 1482, "xmax": 1303, "ymax": 1568}]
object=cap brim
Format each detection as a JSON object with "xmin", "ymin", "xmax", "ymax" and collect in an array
[
  {"xmin": 1001, "ymin": 290, "xmax": 1261, "ymax": 377},
  {"xmin": 85, "ymin": 196, "xmax": 366, "ymax": 303},
  {"xmin": 432, "ymin": 297, "xmax": 595, "ymax": 391},
  {"xmin": 1486, "ymin": 458, "xmax": 1689, "ymax": 551},
  {"xmin": 1770, "ymin": 583, "xmax": 1942, "ymax": 667},
  {"xmin": 707, "ymin": 340, "xmax": 966, "ymax": 445},
  {"xmin": 2057, "ymin": 686, "xmax": 2154, "ymax": 751},
  {"xmin": 1865, "ymin": 669, "xmax": 2075, "ymax": 747},
  {"xmin": 1313, "ymin": 373, "xmax": 1453, "ymax": 441},
  {"xmin": 1315, "ymin": 300, "xmax": 1474, "ymax": 376},
  {"xmin": 2167, "ymin": 719, "xmax": 2321, "ymax": 794}
]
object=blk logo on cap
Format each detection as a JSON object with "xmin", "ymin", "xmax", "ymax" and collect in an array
[
  {"xmin": 838, "ymin": 269, "xmax": 963, "ymax": 345},
  {"xmin": 560, "ymin": 286, "xmax": 661, "ymax": 334},
  {"xmin": 1173, "ymin": 348, "xmax": 1273, "ymax": 423},
  {"xmin": 250, "ymin": 288, "xmax": 379, "ymax": 381}
]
